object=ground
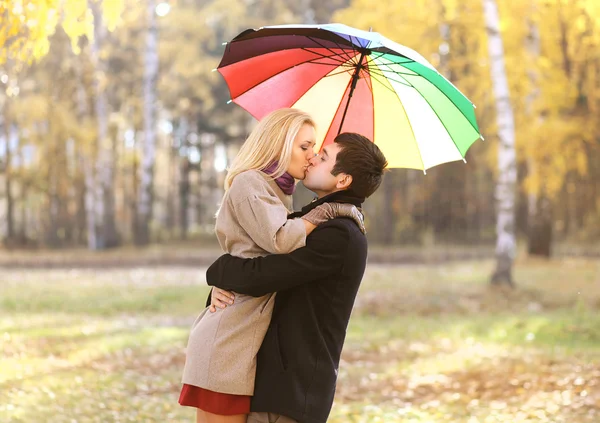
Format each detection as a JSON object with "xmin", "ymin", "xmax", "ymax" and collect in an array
[{"xmin": 1, "ymin": 257, "xmax": 599, "ymax": 422}]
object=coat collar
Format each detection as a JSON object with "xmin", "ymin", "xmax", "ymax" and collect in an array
[{"xmin": 288, "ymin": 189, "xmax": 365, "ymax": 218}]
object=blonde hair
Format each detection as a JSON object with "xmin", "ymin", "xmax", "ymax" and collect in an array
[{"xmin": 224, "ymin": 108, "xmax": 315, "ymax": 190}]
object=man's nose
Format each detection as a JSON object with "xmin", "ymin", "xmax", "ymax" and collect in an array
[{"xmin": 309, "ymin": 155, "xmax": 318, "ymax": 166}]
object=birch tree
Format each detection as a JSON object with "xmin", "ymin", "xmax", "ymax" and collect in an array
[
  {"xmin": 89, "ymin": 0, "xmax": 119, "ymax": 249},
  {"xmin": 483, "ymin": 0, "xmax": 517, "ymax": 286},
  {"xmin": 136, "ymin": 0, "xmax": 158, "ymax": 245},
  {"xmin": 524, "ymin": 7, "xmax": 552, "ymax": 257},
  {"xmin": 2, "ymin": 103, "xmax": 15, "ymax": 242}
]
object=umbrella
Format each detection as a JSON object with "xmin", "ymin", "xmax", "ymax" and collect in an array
[{"xmin": 216, "ymin": 23, "xmax": 482, "ymax": 172}]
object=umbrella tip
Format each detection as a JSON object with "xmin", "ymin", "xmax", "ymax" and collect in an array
[
  {"xmin": 473, "ymin": 103, "xmax": 477, "ymax": 109},
  {"xmin": 227, "ymin": 99, "xmax": 233, "ymax": 104},
  {"xmin": 480, "ymin": 135, "xmax": 485, "ymax": 141},
  {"xmin": 423, "ymin": 170, "xmax": 427, "ymax": 175},
  {"xmin": 369, "ymin": 27, "xmax": 373, "ymax": 32},
  {"xmin": 222, "ymin": 42, "xmax": 228, "ymax": 46},
  {"xmin": 212, "ymin": 68, "xmax": 218, "ymax": 72},
  {"xmin": 463, "ymin": 158, "xmax": 467, "ymax": 164}
]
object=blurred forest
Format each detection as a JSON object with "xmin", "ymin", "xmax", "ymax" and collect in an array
[{"xmin": 0, "ymin": 0, "xmax": 599, "ymax": 255}]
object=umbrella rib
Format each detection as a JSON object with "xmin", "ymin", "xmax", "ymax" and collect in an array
[
  {"xmin": 367, "ymin": 56, "xmax": 421, "ymax": 78},
  {"xmin": 300, "ymin": 48, "xmax": 354, "ymax": 66},
  {"xmin": 367, "ymin": 51, "xmax": 413, "ymax": 65},
  {"xmin": 329, "ymin": 37, "xmax": 359, "ymax": 64},
  {"xmin": 372, "ymin": 70, "xmax": 413, "ymax": 86},
  {"xmin": 363, "ymin": 52, "xmax": 392, "ymax": 69},
  {"xmin": 349, "ymin": 35, "xmax": 368, "ymax": 65},
  {"xmin": 306, "ymin": 56, "xmax": 359, "ymax": 68},
  {"xmin": 331, "ymin": 35, "xmax": 357, "ymax": 59},
  {"xmin": 364, "ymin": 70, "xmax": 401, "ymax": 94},
  {"xmin": 368, "ymin": 60, "xmax": 418, "ymax": 88},
  {"xmin": 322, "ymin": 67, "xmax": 356, "ymax": 78},
  {"xmin": 306, "ymin": 36, "xmax": 357, "ymax": 64},
  {"xmin": 350, "ymin": 35, "xmax": 364, "ymax": 51},
  {"xmin": 308, "ymin": 62, "xmax": 353, "ymax": 69},
  {"xmin": 333, "ymin": 47, "xmax": 357, "ymax": 67},
  {"xmin": 368, "ymin": 68, "xmax": 414, "ymax": 89},
  {"xmin": 362, "ymin": 69, "xmax": 374, "ymax": 91}
]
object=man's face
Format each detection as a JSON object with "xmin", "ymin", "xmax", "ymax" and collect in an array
[{"xmin": 303, "ymin": 143, "xmax": 350, "ymax": 198}]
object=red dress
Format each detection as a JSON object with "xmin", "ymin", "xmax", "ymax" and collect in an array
[{"xmin": 179, "ymin": 384, "xmax": 251, "ymax": 415}]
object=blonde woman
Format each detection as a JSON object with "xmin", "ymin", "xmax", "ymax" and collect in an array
[{"xmin": 179, "ymin": 109, "xmax": 363, "ymax": 423}]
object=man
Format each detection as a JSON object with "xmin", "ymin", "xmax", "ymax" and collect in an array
[{"xmin": 206, "ymin": 132, "xmax": 388, "ymax": 423}]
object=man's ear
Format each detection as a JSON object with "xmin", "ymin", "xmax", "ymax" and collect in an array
[{"xmin": 336, "ymin": 173, "xmax": 353, "ymax": 190}]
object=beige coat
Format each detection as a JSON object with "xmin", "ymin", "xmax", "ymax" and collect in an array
[{"xmin": 182, "ymin": 170, "xmax": 306, "ymax": 395}]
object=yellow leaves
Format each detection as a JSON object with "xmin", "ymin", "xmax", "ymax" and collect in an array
[
  {"xmin": 0, "ymin": 0, "xmax": 61, "ymax": 65},
  {"xmin": 102, "ymin": 0, "xmax": 125, "ymax": 32},
  {"xmin": 521, "ymin": 115, "xmax": 588, "ymax": 199},
  {"xmin": 61, "ymin": 0, "xmax": 93, "ymax": 55},
  {"xmin": 61, "ymin": 0, "xmax": 125, "ymax": 53},
  {"xmin": 0, "ymin": 0, "xmax": 125, "ymax": 65}
]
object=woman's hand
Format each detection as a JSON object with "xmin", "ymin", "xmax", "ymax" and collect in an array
[{"xmin": 209, "ymin": 288, "xmax": 236, "ymax": 313}]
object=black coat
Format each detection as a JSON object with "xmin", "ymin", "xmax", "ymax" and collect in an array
[{"xmin": 206, "ymin": 189, "xmax": 368, "ymax": 423}]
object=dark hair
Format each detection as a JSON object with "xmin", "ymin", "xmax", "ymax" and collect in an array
[{"xmin": 332, "ymin": 133, "xmax": 388, "ymax": 198}]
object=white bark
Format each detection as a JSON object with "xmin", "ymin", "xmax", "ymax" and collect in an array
[
  {"xmin": 90, "ymin": 0, "xmax": 118, "ymax": 249},
  {"xmin": 75, "ymin": 51, "xmax": 97, "ymax": 250},
  {"xmin": 483, "ymin": 0, "xmax": 517, "ymax": 285},
  {"xmin": 526, "ymin": 17, "xmax": 540, "ymax": 219},
  {"xmin": 3, "ymin": 110, "xmax": 15, "ymax": 240},
  {"xmin": 525, "ymin": 12, "xmax": 553, "ymax": 256},
  {"xmin": 176, "ymin": 117, "xmax": 190, "ymax": 239},
  {"xmin": 137, "ymin": 0, "xmax": 159, "ymax": 244},
  {"xmin": 438, "ymin": 0, "xmax": 450, "ymax": 79},
  {"xmin": 89, "ymin": 0, "xmax": 106, "ymax": 249}
]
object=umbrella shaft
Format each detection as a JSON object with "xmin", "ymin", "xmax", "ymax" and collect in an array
[{"xmin": 338, "ymin": 49, "xmax": 367, "ymax": 135}]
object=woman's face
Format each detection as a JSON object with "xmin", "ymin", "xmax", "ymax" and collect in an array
[{"xmin": 286, "ymin": 123, "xmax": 316, "ymax": 180}]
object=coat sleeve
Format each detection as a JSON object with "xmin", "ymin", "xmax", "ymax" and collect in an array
[
  {"xmin": 229, "ymin": 174, "xmax": 306, "ymax": 254},
  {"xmin": 206, "ymin": 225, "xmax": 348, "ymax": 297}
]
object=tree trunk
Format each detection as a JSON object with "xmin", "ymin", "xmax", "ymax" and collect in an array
[
  {"xmin": 76, "ymin": 21, "xmax": 97, "ymax": 250},
  {"xmin": 46, "ymin": 123, "xmax": 60, "ymax": 247},
  {"xmin": 166, "ymin": 138, "xmax": 176, "ymax": 236},
  {"xmin": 131, "ymin": 134, "xmax": 139, "ymax": 241},
  {"xmin": 12, "ymin": 136, "xmax": 28, "ymax": 245},
  {"xmin": 179, "ymin": 157, "xmax": 191, "ymax": 240},
  {"xmin": 136, "ymin": 0, "xmax": 159, "ymax": 245},
  {"xmin": 525, "ymin": 16, "xmax": 552, "ymax": 258},
  {"xmin": 380, "ymin": 169, "xmax": 394, "ymax": 245},
  {"xmin": 176, "ymin": 118, "xmax": 191, "ymax": 240},
  {"xmin": 90, "ymin": 0, "xmax": 119, "ymax": 249},
  {"xmin": 75, "ymin": 154, "xmax": 87, "ymax": 246},
  {"xmin": 3, "ymin": 118, "xmax": 15, "ymax": 243},
  {"xmin": 483, "ymin": 0, "xmax": 517, "ymax": 286},
  {"xmin": 528, "ymin": 194, "xmax": 552, "ymax": 257}
]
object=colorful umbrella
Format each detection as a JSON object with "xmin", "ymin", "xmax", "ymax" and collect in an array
[{"xmin": 216, "ymin": 23, "xmax": 482, "ymax": 172}]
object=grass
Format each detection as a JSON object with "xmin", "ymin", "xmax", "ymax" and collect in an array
[{"xmin": 1, "ymin": 259, "xmax": 600, "ymax": 422}]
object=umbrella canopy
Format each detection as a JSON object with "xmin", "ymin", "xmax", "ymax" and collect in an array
[{"xmin": 217, "ymin": 23, "xmax": 482, "ymax": 172}]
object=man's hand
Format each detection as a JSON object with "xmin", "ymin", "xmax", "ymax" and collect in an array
[
  {"xmin": 302, "ymin": 203, "xmax": 366, "ymax": 234},
  {"xmin": 209, "ymin": 288, "xmax": 235, "ymax": 313}
]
